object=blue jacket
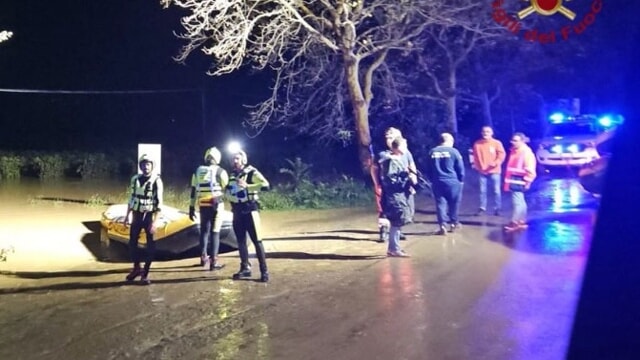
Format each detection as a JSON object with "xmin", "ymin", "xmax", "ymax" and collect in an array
[{"xmin": 427, "ymin": 146, "xmax": 465, "ymax": 184}]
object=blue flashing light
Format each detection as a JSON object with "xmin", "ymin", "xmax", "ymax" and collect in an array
[
  {"xmin": 549, "ymin": 113, "xmax": 565, "ymax": 123},
  {"xmin": 551, "ymin": 144, "xmax": 563, "ymax": 154}
]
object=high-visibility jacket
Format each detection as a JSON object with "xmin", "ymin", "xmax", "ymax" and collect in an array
[
  {"xmin": 128, "ymin": 174, "xmax": 163, "ymax": 213},
  {"xmin": 225, "ymin": 165, "xmax": 269, "ymax": 204},
  {"xmin": 190, "ymin": 165, "xmax": 228, "ymax": 207},
  {"xmin": 503, "ymin": 144, "xmax": 537, "ymax": 192}
]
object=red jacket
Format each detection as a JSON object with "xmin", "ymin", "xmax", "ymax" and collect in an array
[{"xmin": 503, "ymin": 144, "xmax": 537, "ymax": 192}]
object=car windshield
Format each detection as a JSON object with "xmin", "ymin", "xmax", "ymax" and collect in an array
[{"xmin": 547, "ymin": 123, "xmax": 597, "ymax": 137}]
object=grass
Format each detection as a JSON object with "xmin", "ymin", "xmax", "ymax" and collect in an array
[{"xmin": 75, "ymin": 176, "xmax": 374, "ymax": 211}]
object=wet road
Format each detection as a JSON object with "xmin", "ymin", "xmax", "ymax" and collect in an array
[{"xmin": 0, "ymin": 174, "xmax": 598, "ymax": 360}]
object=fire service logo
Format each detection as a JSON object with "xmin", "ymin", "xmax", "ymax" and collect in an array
[{"xmin": 492, "ymin": 0, "xmax": 603, "ymax": 43}]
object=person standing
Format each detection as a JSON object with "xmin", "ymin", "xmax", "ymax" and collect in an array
[
  {"xmin": 124, "ymin": 154, "xmax": 163, "ymax": 285},
  {"xmin": 472, "ymin": 126, "xmax": 506, "ymax": 216},
  {"xmin": 379, "ymin": 137, "xmax": 413, "ymax": 257},
  {"xmin": 426, "ymin": 133, "xmax": 465, "ymax": 235},
  {"xmin": 225, "ymin": 149, "xmax": 270, "ymax": 283},
  {"xmin": 503, "ymin": 132, "xmax": 537, "ymax": 232},
  {"xmin": 189, "ymin": 147, "xmax": 229, "ymax": 270},
  {"xmin": 371, "ymin": 127, "xmax": 417, "ymax": 242}
]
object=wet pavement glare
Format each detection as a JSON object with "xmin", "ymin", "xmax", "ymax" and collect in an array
[{"xmin": 0, "ymin": 173, "xmax": 600, "ymax": 360}]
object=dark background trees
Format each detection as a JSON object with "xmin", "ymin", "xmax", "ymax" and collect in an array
[{"xmin": 0, "ymin": 0, "xmax": 634, "ymax": 180}]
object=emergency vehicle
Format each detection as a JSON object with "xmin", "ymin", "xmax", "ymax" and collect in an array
[{"xmin": 535, "ymin": 113, "xmax": 623, "ymax": 171}]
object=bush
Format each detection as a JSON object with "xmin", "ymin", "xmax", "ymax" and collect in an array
[
  {"xmin": 31, "ymin": 153, "xmax": 66, "ymax": 179},
  {"xmin": 0, "ymin": 245, "xmax": 14, "ymax": 262},
  {"xmin": 259, "ymin": 175, "xmax": 373, "ymax": 210},
  {"xmin": 76, "ymin": 153, "xmax": 116, "ymax": 179},
  {"xmin": 0, "ymin": 153, "xmax": 23, "ymax": 180}
]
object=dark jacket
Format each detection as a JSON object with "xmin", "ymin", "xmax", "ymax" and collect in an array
[
  {"xmin": 379, "ymin": 152, "xmax": 411, "ymax": 227},
  {"xmin": 427, "ymin": 146, "xmax": 465, "ymax": 184}
]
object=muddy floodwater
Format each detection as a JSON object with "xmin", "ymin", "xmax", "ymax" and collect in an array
[{"xmin": 0, "ymin": 175, "xmax": 599, "ymax": 359}]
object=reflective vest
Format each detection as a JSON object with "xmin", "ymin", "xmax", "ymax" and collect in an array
[
  {"xmin": 225, "ymin": 165, "xmax": 267, "ymax": 204},
  {"xmin": 503, "ymin": 145, "xmax": 537, "ymax": 191},
  {"xmin": 191, "ymin": 165, "xmax": 224, "ymax": 207},
  {"xmin": 128, "ymin": 174, "xmax": 162, "ymax": 213}
]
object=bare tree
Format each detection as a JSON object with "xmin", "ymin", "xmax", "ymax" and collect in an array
[
  {"xmin": 400, "ymin": 0, "xmax": 506, "ymax": 134},
  {"xmin": 160, "ymin": 0, "xmax": 459, "ymax": 170}
]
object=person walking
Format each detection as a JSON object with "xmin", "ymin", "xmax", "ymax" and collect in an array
[
  {"xmin": 124, "ymin": 154, "xmax": 163, "ymax": 285},
  {"xmin": 225, "ymin": 149, "xmax": 270, "ymax": 283},
  {"xmin": 472, "ymin": 126, "xmax": 506, "ymax": 216},
  {"xmin": 370, "ymin": 127, "xmax": 417, "ymax": 242},
  {"xmin": 379, "ymin": 137, "xmax": 413, "ymax": 257},
  {"xmin": 426, "ymin": 133, "xmax": 465, "ymax": 235},
  {"xmin": 189, "ymin": 147, "xmax": 229, "ymax": 270},
  {"xmin": 503, "ymin": 132, "xmax": 537, "ymax": 232}
]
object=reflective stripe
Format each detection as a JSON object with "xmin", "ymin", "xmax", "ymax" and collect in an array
[
  {"xmin": 130, "ymin": 174, "xmax": 159, "ymax": 212},
  {"xmin": 193, "ymin": 165, "xmax": 224, "ymax": 206},
  {"xmin": 226, "ymin": 166, "xmax": 261, "ymax": 203},
  {"xmin": 505, "ymin": 179, "xmax": 526, "ymax": 185}
]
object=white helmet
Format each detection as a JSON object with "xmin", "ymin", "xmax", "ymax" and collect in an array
[
  {"xmin": 138, "ymin": 154, "xmax": 154, "ymax": 166},
  {"xmin": 231, "ymin": 150, "xmax": 248, "ymax": 165},
  {"xmin": 204, "ymin": 147, "xmax": 222, "ymax": 165}
]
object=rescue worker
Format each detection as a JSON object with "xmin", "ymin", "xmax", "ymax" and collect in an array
[
  {"xmin": 472, "ymin": 126, "xmax": 506, "ymax": 216},
  {"xmin": 189, "ymin": 147, "xmax": 228, "ymax": 270},
  {"xmin": 370, "ymin": 127, "xmax": 417, "ymax": 242},
  {"xmin": 379, "ymin": 137, "xmax": 414, "ymax": 257},
  {"xmin": 426, "ymin": 133, "xmax": 465, "ymax": 235},
  {"xmin": 225, "ymin": 149, "xmax": 270, "ymax": 283},
  {"xmin": 124, "ymin": 154, "xmax": 163, "ymax": 285},
  {"xmin": 503, "ymin": 132, "xmax": 537, "ymax": 232}
]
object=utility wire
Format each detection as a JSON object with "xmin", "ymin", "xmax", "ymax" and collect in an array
[{"xmin": 0, "ymin": 87, "xmax": 201, "ymax": 94}]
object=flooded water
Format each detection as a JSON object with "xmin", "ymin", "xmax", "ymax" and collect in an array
[
  {"xmin": 0, "ymin": 173, "xmax": 601, "ymax": 360},
  {"xmin": 0, "ymin": 178, "xmax": 129, "ymax": 203}
]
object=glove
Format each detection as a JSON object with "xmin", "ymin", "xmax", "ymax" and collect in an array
[{"xmin": 188, "ymin": 206, "xmax": 196, "ymax": 221}]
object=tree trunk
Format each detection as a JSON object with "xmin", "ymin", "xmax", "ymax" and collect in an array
[
  {"xmin": 480, "ymin": 91, "xmax": 493, "ymax": 127},
  {"xmin": 446, "ymin": 69, "xmax": 458, "ymax": 134},
  {"xmin": 343, "ymin": 56, "xmax": 373, "ymax": 172}
]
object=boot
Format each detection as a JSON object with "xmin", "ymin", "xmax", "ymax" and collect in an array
[
  {"xmin": 210, "ymin": 256, "xmax": 225, "ymax": 271},
  {"xmin": 260, "ymin": 272, "xmax": 270, "ymax": 283},
  {"xmin": 233, "ymin": 265, "xmax": 252, "ymax": 280},
  {"xmin": 126, "ymin": 264, "xmax": 141, "ymax": 281},
  {"xmin": 140, "ymin": 264, "xmax": 151, "ymax": 285},
  {"xmin": 201, "ymin": 254, "xmax": 209, "ymax": 268},
  {"xmin": 140, "ymin": 271, "xmax": 151, "ymax": 285}
]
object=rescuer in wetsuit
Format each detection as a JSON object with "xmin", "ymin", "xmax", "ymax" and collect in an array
[
  {"xmin": 124, "ymin": 154, "xmax": 163, "ymax": 285},
  {"xmin": 189, "ymin": 147, "xmax": 229, "ymax": 270},
  {"xmin": 225, "ymin": 149, "xmax": 270, "ymax": 283}
]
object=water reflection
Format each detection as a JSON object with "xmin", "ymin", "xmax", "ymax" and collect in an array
[
  {"xmin": 376, "ymin": 259, "xmax": 423, "ymax": 312},
  {"xmin": 542, "ymin": 178, "xmax": 592, "ymax": 213},
  {"xmin": 0, "ymin": 178, "xmax": 128, "ymax": 203},
  {"xmin": 207, "ymin": 285, "xmax": 271, "ymax": 359},
  {"xmin": 504, "ymin": 213, "xmax": 594, "ymax": 256}
]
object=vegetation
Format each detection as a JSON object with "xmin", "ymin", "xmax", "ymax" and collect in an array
[
  {"xmin": 0, "ymin": 150, "xmax": 135, "ymax": 181},
  {"xmin": 0, "ymin": 245, "xmax": 14, "ymax": 262},
  {"xmin": 0, "ymin": 153, "xmax": 23, "ymax": 180},
  {"xmin": 161, "ymin": 0, "xmax": 475, "ymax": 170},
  {"xmin": 2, "ymin": 151, "xmax": 373, "ymax": 211}
]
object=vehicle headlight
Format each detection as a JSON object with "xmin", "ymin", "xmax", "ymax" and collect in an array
[
  {"xmin": 551, "ymin": 144, "xmax": 563, "ymax": 154},
  {"xmin": 566, "ymin": 144, "xmax": 580, "ymax": 153}
]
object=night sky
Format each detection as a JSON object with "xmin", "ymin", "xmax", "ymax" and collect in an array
[
  {"xmin": 0, "ymin": 1, "xmax": 269, "ymax": 154},
  {"xmin": 1, "ymin": 1, "xmax": 638, "ymax": 176}
]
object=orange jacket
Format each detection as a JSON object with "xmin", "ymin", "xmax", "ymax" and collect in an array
[
  {"xmin": 503, "ymin": 144, "xmax": 537, "ymax": 192},
  {"xmin": 472, "ymin": 138, "xmax": 506, "ymax": 174}
]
